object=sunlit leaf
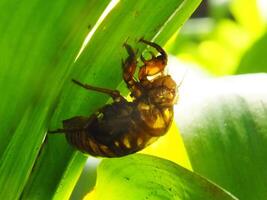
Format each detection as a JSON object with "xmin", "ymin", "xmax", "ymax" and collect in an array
[
  {"xmin": 85, "ymin": 154, "xmax": 238, "ymax": 200},
  {"xmin": 0, "ymin": 1, "xmax": 111, "ymax": 199},
  {"xmin": 236, "ymin": 31, "xmax": 267, "ymax": 74},
  {"xmin": 176, "ymin": 73, "xmax": 267, "ymax": 200},
  {"xmin": 142, "ymin": 122, "xmax": 192, "ymax": 169},
  {"xmin": 0, "ymin": 0, "xmax": 202, "ymax": 199}
]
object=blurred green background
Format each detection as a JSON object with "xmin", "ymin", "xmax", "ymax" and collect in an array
[
  {"xmin": 166, "ymin": 0, "xmax": 267, "ymax": 75},
  {"xmin": 1, "ymin": 0, "xmax": 267, "ymax": 199}
]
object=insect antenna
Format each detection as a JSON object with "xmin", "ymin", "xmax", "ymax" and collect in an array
[{"xmin": 177, "ymin": 69, "xmax": 188, "ymax": 88}]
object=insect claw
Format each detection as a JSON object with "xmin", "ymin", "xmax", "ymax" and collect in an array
[
  {"xmin": 140, "ymin": 54, "xmax": 147, "ymax": 63},
  {"xmin": 48, "ymin": 129, "xmax": 66, "ymax": 134},
  {"xmin": 139, "ymin": 38, "xmax": 167, "ymax": 59},
  {"xmin": 123, "ymin": 43, "xmax": 136, "ymax": 59},
  {"xmin": 138, "ymin": 37, "xmax": 145, "ymax": 43},
  {"xmin": 123, "ymin": 37, "xmax": 130, "ymax": 45},
  {"xmin": 72, "ymin": 79, "xmax": 85, "ymax": 88},
  {"xmin": 148, "ymin": 51, "xmax": 156, "ymax": 58},
  {"xmin": 121, "ymin": 58, "xmax": 125, "ymax": 66}
]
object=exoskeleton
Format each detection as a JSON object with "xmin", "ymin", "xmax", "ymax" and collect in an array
[{"xmin": 49, "ymin": 39, "xmax": 177, "ymax": 157}]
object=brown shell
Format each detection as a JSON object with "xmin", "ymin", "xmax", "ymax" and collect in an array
[
  {"xmin": 64, "ymin": 100, "xmax": 174, "ymax": 157},
  {"xmin": 50, "ymin": 39, "xmax": 177, "ymax": 157}
]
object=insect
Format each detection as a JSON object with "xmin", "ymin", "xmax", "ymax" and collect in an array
[{"xmin": 49, "ymin": 39, "xmax": 178, "ymax": 157}]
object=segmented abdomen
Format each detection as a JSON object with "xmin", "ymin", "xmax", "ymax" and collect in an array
[{"xmin": 64, "ymin": 101, "xmax": 173, "ymax": 157}]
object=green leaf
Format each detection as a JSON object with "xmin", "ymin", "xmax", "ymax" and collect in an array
[
  {"xmin": 91, "ymin": 154, "xmax": 237, "ymax": 200},
  {"xmin": 35, "ymin": 1, "xmax": 201, "ymax": 199},
  {"xmin": 0, "ymin": 0, "xmax": 202, "ymax": 199},
  {"xmin": 176, "ymin": 73, "xmax": 267, "ymax": 200},
  {"xmin": 236, "ymin": 32, "xmax": 267, "ymax": 74},
  {"xmin": 0, "ymin": 1, "xmax": 111, "ymax": 199}
]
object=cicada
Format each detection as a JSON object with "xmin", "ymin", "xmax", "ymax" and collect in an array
[{"xmin": 49, "ymin": 39, "xmax": 178, "ymax": 157}]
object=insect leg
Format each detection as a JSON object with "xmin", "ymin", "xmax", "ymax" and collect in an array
[
  {"xmin": 72, "ymin": 79, "xmax": 125, "ymax": 102},
  {"xmin": 139, "ymin": 38, "xmax": 167, "ymax": 58},
  {"xmin": 122, "ymin": 43, "xmax": 137, "ymax": 82},
  {"xmin": 122, "ymin": 43, "xmax": 142, "ymax": 98},
  {"xmin": 48, "ymin": 128, "xmax": 85, "ymax": 134},
  {"xmin": 138, "ymin": 39, "xmax": 167, "ymax": 81}
]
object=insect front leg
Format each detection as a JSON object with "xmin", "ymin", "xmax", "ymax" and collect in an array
[
  {"xmin": 139, "ymin": 38, "xmax": 167, "ymax": 58},
  {"xmin": 138, "ymin": 39, "xmax": 167, "ymax": 81},
  {"xmin": 122, "ymin": 43, "xmax": 142, "ymax": 98}
]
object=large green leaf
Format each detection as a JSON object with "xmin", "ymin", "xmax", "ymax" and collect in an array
[
  {"xmin": 0, "ymin": 0, "xmax": 202, "ymax": 199},
  {"xmin": 0, "ymin": 1, "xmax": 111, "ymax": 199},
  {"xmin": 91, "ymin": 154, "xmax": 237, "ymax": 200},
  {"xmin": 37, "ymin": 1, "xmax": 201, "ymax": 199},
  {"xmin": 176, "ymin": 73, "xmax": 267, "ymax": 200}
]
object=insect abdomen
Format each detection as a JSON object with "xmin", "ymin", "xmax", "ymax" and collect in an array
[{"xmin": 62, "ymin": 101, "xmax": 171, "ymax": 157}]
